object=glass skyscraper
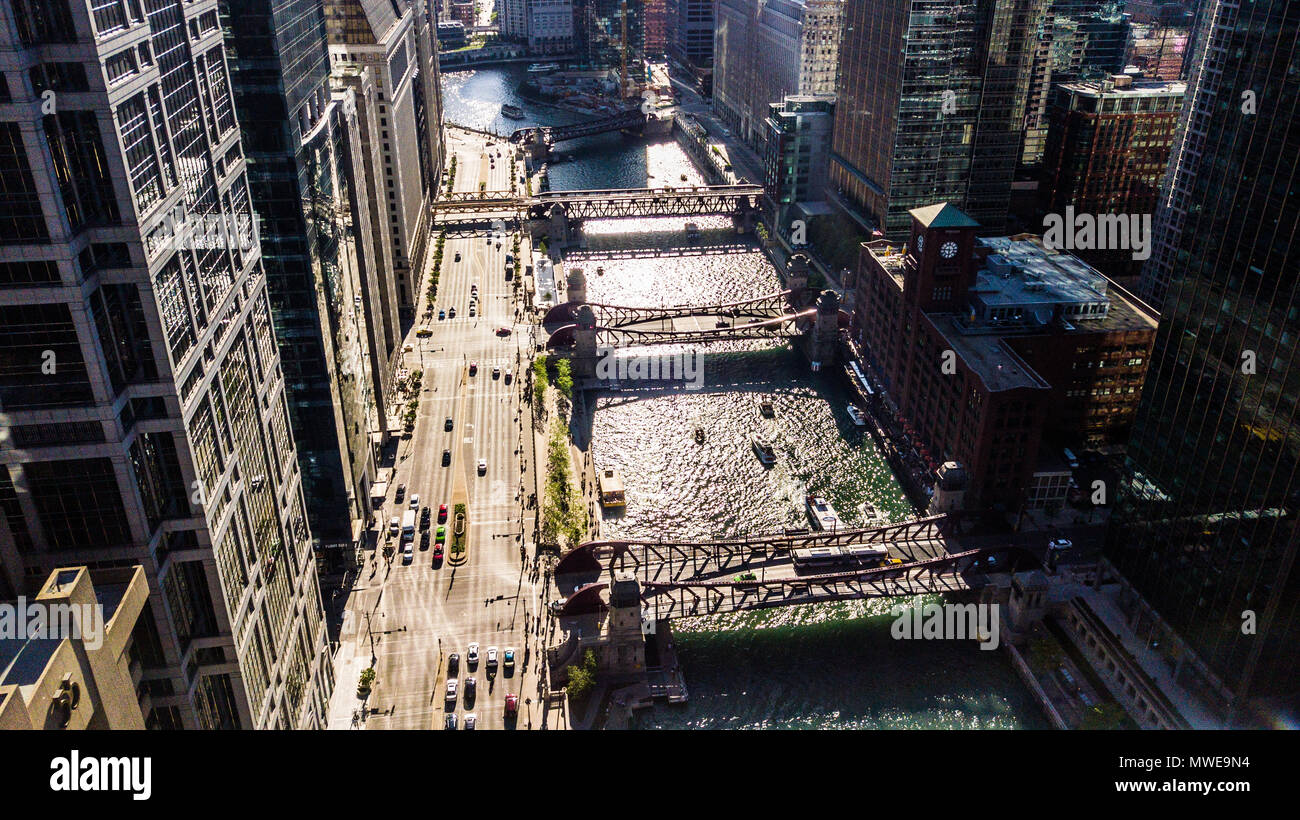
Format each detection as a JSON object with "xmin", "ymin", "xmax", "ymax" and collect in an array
[
  {"xmin": 0, "ymin": 0, "xmax": 334, "ymax": 728},
  {"xmin": 1108, "ymin": 0, "xmax": 1300, "ymax": 724}
]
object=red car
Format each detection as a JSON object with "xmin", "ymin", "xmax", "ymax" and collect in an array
[
  {"xmin": 438, "ymin": 504, "xmax": 448, "ymax": 523},
  {"xmin": 433, "ymin": 544, "xmax": 443, "ymax": 561},
  {"xmin": 505, "ymin": 693, "xmax": 518, "ymax": 717}
]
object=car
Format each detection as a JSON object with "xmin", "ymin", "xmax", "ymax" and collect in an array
[
  {"xmin": 421, "ymin": 506, "xmax": 431, "ymax": 528},
  {"xmin": 409, "ymin": 493, "xmax": 419, "ymax": 510},
  {"xmin": 416, "ymin": 328, "xmax": 432, "ymax": 338},
  {"xmin": 438, "ymin": 504, "xmax": 448, "ymax": 523},
  {"xmin": 464, "ymin": 714, "xmax": 477, "ymax": 730},
  {"xmin": 395, "ymin": 484, "xmax": 406, "ymax": 503},
  {"xmin": 436, "ymin": 525, "xmax": 446, "ymax": 543},
  {"xmin": 477, "ymin": 458, "xmax": 487, "ymax": 474},
  {"xmin": 389, "ymin": 516, "xmax": 400, "ymax": 536},
  {"xmin": 420, "ymin": 530, "xmax": 430, "ymax": 550},
  {"xmin": 442, "ymin": 449, "xmax": 451, "ymax": 466},
  {"xmin": 402, "ymin": 542, "xmax": 413, "ymax": 563},
  {"xmin": 448, "ymin": 307, "xmax": 457, "ymax": 318},
  {"xmin": 469, "ymin": 361, "xmax": 478, "ymax": 375},
  {"xmin": 496, "ymin": 326, "xmax": 512, "ymax": 336},
  {"xmin": 492, "ymin": 367, "xmax": 500, "ymax": 379},
  {"xmin": 448, "ymin": 653, "xmax": 459, "ymax": 676},
  {"xmin": 467, "ymin": 643, "xmax": 479, "ymax": 665},
  {"xmin": 504, "ymin": 693, "xmax": 518, "ymax": 717},
  {"xmin": 465, "ymin": 677, "xmax": 477, "ymax": 698},
  {"xmin": 504, "ymin": 648, "xmax": 515, "ymax": 670},
  {"xmin": 486, "ymin": 646, "xmax": 498, "ymax": 669},
  {"xmin": 454, "ymin": 252, "xmax": 461, "ymax": 262},
  {"xmin": 438, "ymin": 309, "xmax": 446, "ymax": 321},
  {"xmin": 548, "ymin": 599, "xmax": 566, "ymax": 614},
  {"xmin": 1049, "ymin": 538, "xmax": 1073, "ymax": 551},
  {"xmin": 469, "ymin": 307, "xmax": 476, "ymax": 317},
  {"xmin": 433, "ymin": 544, "xmax": 443, "ymax": 561},
  {"xmin": 445, "ymin": 714, "xmax": 457, "ymax": 730},
  {"xmin": 445, "ymin": 679, "xmax": 458, "ymax": 702},
  {"xmin": 403, "ymin": 342, "xmax": 413, "ymax": 353},
  {"xmin": 504, "ymin": 369, "xmax": 513, "ymax": 383},
  {"xmin": 445, "ymin": 417, "xmax": 454, "ymax": 431}
]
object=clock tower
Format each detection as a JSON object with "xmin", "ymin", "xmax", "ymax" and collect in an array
[{"xmin": 903, "ymin": 202, "xmax": 980, "ymax": 311}]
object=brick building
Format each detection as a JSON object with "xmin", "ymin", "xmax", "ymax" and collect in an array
[{"xmin": 851, "ymin": 203, "xmax": 1158, "ymax": 510}]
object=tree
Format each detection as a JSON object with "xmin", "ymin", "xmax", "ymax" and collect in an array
[
  {"xmin": 567, "ymin": 650, "xmax": 598, "ymax": 700},
  {"xmin": 554, "ymin": 357, "xmax": 573, "ymax": 398}
]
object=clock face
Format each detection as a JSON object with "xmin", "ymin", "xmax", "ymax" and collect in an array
[
  {"xmin": 916, "ymin": 234, "xmax": 924, "ymax": 253},
  {"xmin": 940, "ymin": 241, "xmax": 958, "ymax": 259}
]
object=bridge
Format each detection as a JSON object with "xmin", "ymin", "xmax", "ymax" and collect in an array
[
  {"xmin": 543, "ymin": 290, "xmax": 796, "ymax": 330},
  {"xmin": 554, "ymin": 515, "xmax": 950, "ymax": 584},
  {"xmin": 511, "ymin": 108, "xmax": 649, "ymax": 150},
  {"xmin": 430, "ymin": 184, "xmax": 764, "ymax": 230},
  {"xmin": 556, "ymin": 545, "xmax": 1038, "ymax": 620}
]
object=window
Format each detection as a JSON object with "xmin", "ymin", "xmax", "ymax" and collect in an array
[
  {"xmin": 25, "ymin": 458, "xmax": 133, "ymax": 549},
  {"xmin": 0, "ymin": 122, "xmax": 49, "ymax": 244}
]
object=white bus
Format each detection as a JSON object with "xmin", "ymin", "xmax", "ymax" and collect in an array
[{"xmin": 401, "ymin": 510, "xmax": 416, "ymax": 542}]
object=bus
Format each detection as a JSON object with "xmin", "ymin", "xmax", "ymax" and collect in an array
[
  {"xmin": 791, "ymin": 544, "xmax": 890, "ymax": 569},
  {"xmin": 401, "ymin": 510, "xmax": 416, "ymax": 542}
]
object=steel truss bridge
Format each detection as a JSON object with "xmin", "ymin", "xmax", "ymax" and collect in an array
[
  {"xmin": 557, "ymin": 544, "xmax": 1037, "ymax": 620},
  {"xmin": 510, "ymin": 108, "xmax": 649, "ymax": 146},
  {"xmin": 430, "ymin": 184, "xmax": 764, "ymax": 226},
  {"xmin": 543, "ymin": 290, "xmax": 796, "ymax": 330},
  {"xmin": 555, "ymin": 515, "xmax": 949, "ymax": 582},
  {"xmin": 544, "ymin": 310, "xmax": 816, "ymax": 350}
]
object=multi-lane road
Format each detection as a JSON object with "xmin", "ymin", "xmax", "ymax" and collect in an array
[{"xmin": 328, "ymin": 128, "xmax": 565, "ymax": 730}]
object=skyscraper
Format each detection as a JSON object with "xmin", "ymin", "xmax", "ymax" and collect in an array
[
  {"xmin": 221, "ymin": 0, "xmax": 381, "ymax": 566},
  {"xmin": 828, "ymin": 0, "xmax": 1040, "ymax": 240},
  {"xmin": 1108, "ymin": 0, "xmax": 1300, "ymax": 723},
  {"xmin": 0, "ymin": 0, "xmax": 334, "ymax": 728}
]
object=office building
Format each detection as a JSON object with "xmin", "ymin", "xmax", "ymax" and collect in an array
[
  {"xmin": 1109, "ymin": 0, "xmax": 1300, "ymax": 724},
  {"xmin": 851, "ymin": 203, "xmax": 1156, "ymax": 509},
  {"xmin": 764, "ymin": 95, "xmax": 836, "ymax": 229},
  {"xmin": 221, "ymin": 0, "xmax": 381, "ymax": 567},
  {"xmin": 527, "ymin": 0, "xmax": 576, "ymax": 54},
  {"xmin": 1039, "ymin": 76, "xmax": 1184, "ymax": 281},
  {"xmin": 575, "ymin": 0, "xmax": 643, "ymax": 73},
  {"xmin": 667, "ymin": 0, "xmax": 714, "ymax": 71},
  {"xmin": 1, "ymin": 566, "xmax": 148, "ymax": 730},
  {"xmin": 0, "ymin": 0, "xmax": 335, "ymax": 728},
  {"xmin": 828, "ymin": 0, "xmax": 1040, "ymax": 240},
  {"xmin": 713, "ymin": 0, "xmax": 842, "ymax": 152},
  {"xmin": 644, "ymin": 0, "xmax": 667, "ymax": 55}
]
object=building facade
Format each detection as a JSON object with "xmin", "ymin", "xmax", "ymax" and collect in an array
[
  {"xmin": 764, "ymin": 95, "xmax": 835, "ymax": 229},
  {"xmin": 527, "ymin": 0, "xmax": 576, "ymax": 54},
  {"xmin": 851, "ymin": 204, "xmax": 1156, "ymax": 509},
  {"xmin": 1109, "ymin": 0, "xmax": 1300, "ymax": 724},
  {"xmin": 643, "ymin": 0, "xmax": 667, "ymax": 55},
  {"xmin": 221, "ymin": 0, "xmax": 381, "ymax": 566},
  {"xmin": 0, "ymin": 0, "xmax": 334, "ymax": 728},
  {"xmin": 667, "ymin": 0, "xmax": 714, "ymax": 70},
  {"xmin": 1038, "ymin": 76, "xmax": 1184, "ymax": 281},
  {"xmin": 828, "ymin": 0, "xmax": 1039, "ymax": 240},
  {"xmin": 712, "ymin": 0, "xmax": 841, "ymax": 153},
  {"xmin": 326, "ymin": 0, "xmax": 445, "ymax": 328}
]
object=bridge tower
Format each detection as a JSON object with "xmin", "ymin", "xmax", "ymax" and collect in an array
[
  {"xmin": 808, "ymin": 289, "xmax": 841, "ymax": 367},
  {"xmin": 731, "ymin": 195, "xmax": 757, "ymax": 234},
  {"xmin": 572, "ymin": 304, "xmax": 600, "ymax": 380},
  {"xmin": 565, "ymin": 267, "xmax": 587, "ymax": 304},
  {"xmin": 786, "ymin": 253, "xmax": 810, "ymax": 298},
  {"xmin": 548, "ymin": 203, "xmax": 572, "ymax": 249},
  {"xmin": 603, "ymin": 570, "xmax": 647, "ymax": 675}
]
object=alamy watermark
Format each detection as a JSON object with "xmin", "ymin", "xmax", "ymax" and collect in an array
[
  {"xmin": 595, "ymin": 346, "xmax": 705, "ymax": 389},
  {"xmin": 0, "ymin": 598, "xmax": 105, "ymax": 649},
  {"xmin": 890, "ymin": 601, "xmax": 999, "ymax": 650},
  {"xmin": 154, "ymin": 205, "xmax": 259, "ymax": 255},
  {"xmin": 1042, "ymin": 206, "xmax": 1151, "ymax": 261}
]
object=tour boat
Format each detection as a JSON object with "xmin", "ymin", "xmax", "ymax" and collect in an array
[
  {"xmin": 846, "ymin": 404, "xmax": 867, "ymax": 426},
  {"xmin": 597, "ymin": 468, "xmax": 626, "ymax": 508},
  {"xmin": 805, "ymin": 495, "xmax": 840, "ymax": 531},
  {"xmin": 501, "ymin": 104, "xmax": 525, "ymax": 119},
  {"xmin": 695, "ymin": 428, "xmax": 705, "ymax": 444},
  {"xmin": 751, "ymin": 434, "xmax": 776, "ymax": 466},
  {"xmin": 758, "ymin": 397, "xmax": 775, "ymax": 418}
]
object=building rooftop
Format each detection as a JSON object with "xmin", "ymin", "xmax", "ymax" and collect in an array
[
  {"xmin": 927, "ymin": 315, "xmax": 1053, "ymax": 393},
  {"xmin": 911, "ymin": 202, "xmax": 979, "ymax": 229},
  {"xmin": 1059, "ymin": 77, "xmax": 1187, "ymax": 98}
]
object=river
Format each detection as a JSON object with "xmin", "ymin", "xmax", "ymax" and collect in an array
[{"xmin": 441, "ymin": 65, "xmax": 1046, "ymax": 729}]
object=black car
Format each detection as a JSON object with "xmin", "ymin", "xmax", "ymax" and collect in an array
[
  {"xmin": 447, "ymin": 653, "xmax": 459, "ymax": 677},
  {"xmin": 420, "ymin": 506, "xmax": 431, "ymax": 528},
  {"xmin": 445, "ymin": 417, "xmax": 454, "ymax": 431},
  {"xmin": 420, "ymin": 530, "xmax": 431, "ymax": 550},
  {"xmin": 442, "ymin": 449, "xmax": 451, "ymax": 466},
  {"xmin": 395, "ymin": 484, "xmax": 406, "ymax": 503}
]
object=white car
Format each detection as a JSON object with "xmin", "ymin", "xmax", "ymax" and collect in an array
[
  {"xmin": 486, "ymin": 646, "xmax": 498, "ymax": 669},
  {"xmin": 1048, "ymin": 539, "xmax": 1073, "ymax": 551},
  {"xmin": 409, "ymin": 493, "xmax": 420, "ymax": 510},
  {"xmin": 463, "ymin": 714, "xmax": 477, "ymax": 730},
  {"xmin": 445, "ymin": 678, "xmax": 458, "ymax": 702},
  {"xmin": 402, "ymin": 542, "xmax": 413, "ymax": 563},
  {"xmin": 467, "ymin": 643, "xmax": 479, "ymax": 665},
  {"xmin": 477, "ymin": 458, "xmax": 487, "ymax": 475}
]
